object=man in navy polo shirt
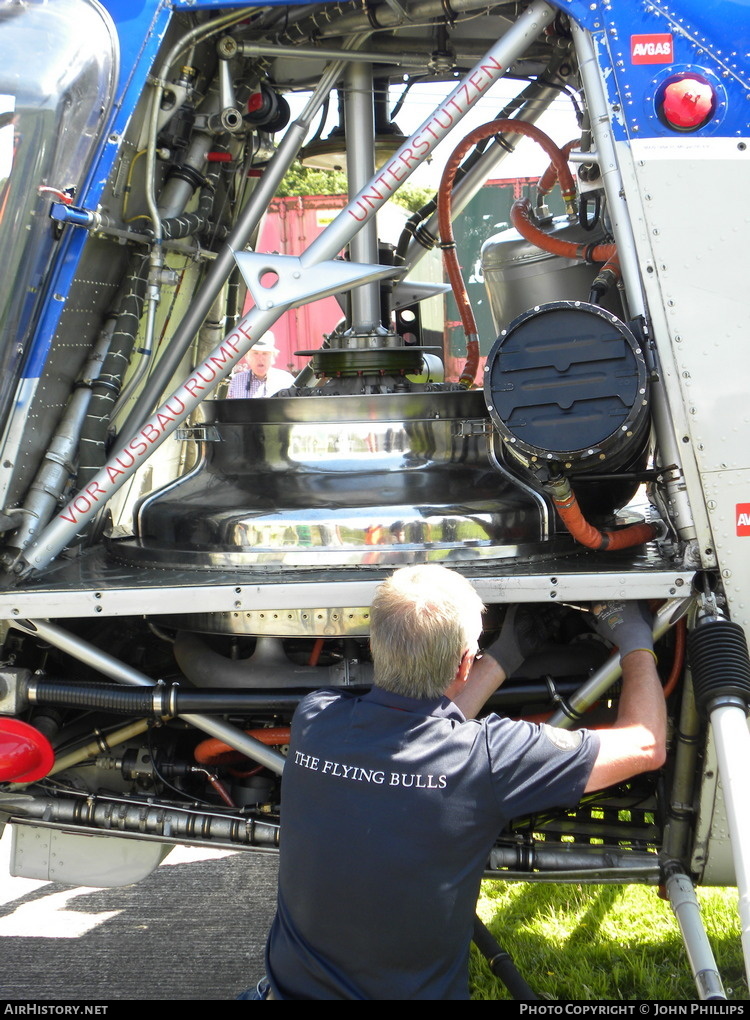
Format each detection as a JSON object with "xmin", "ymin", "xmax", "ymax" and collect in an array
[{"xmin": 253, "ymin": 565, "xmax": 665, "ymax": 1000}]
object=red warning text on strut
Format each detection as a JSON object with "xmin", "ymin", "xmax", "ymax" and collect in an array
[
  {"xmin": 631, "ymin": 34, "xmax": 673, "ymax": 64},
  {"xmin": 736, "ymin": 504, "xmax": 750, "ymax": 536}
]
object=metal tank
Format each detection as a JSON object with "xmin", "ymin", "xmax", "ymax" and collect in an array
[
  {"xmin": 481, "ymin": 215, "xmax": 623, "ymax": 333},
  {"xmin": 112, "ymin": 388, "xmax": 553, "ymax": 634}
]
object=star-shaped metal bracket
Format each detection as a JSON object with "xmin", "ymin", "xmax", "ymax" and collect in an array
[{"xmin": 233, "ymin": 250, "xmax": 405, "ymax": 311}]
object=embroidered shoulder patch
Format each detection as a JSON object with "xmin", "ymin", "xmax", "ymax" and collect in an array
[{"xmin": 541, "ymin": 725, "xmax": 584, "ymax": 752}]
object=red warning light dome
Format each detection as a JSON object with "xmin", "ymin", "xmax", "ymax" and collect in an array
[
  {"xmin": 0, "ymin": 718, "xmax": 55, "ymax": 783},
  {"xmin": 660, "ymin": 76, "xmax": 715, "ymax": 130}
]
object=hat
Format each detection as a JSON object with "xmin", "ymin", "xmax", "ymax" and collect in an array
[{"xmin": 252, "ymin": 332, "xmax": 277, "ymax": 353}]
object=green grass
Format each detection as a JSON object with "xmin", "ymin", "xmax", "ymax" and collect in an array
[{"xmin": 470, "ymin": 881, "xmax": 748, "ymax": 1001}]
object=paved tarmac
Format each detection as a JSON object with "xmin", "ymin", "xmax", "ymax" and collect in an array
[{"xmin": 0, "ymin": 827, "xmax": 279, "ymax": 1001}]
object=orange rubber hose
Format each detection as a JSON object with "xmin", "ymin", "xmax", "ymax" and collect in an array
[
  {"xmin": 536, "ymin": 139, "xmax": 579, "ymax": 198},
  {"xmin": 548, "ymin": 476, "xmax": 658, "ymax": 551},
  {"xmin": 510, "ymin": 198, "xmax": 616, "ymax": 265},
  {"xmin": 194, "ymin": 727, "xmax": 291, "ymax": 766},
  {"xmin": 437, "ymin": 119, "xmax": 576, "ymax": 388},
  {"xmin": 661, "ymin": 616, "xmax": 686, "ymax": 698}
]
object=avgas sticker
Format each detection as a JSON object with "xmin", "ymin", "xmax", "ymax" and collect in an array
[
  {"xmin": 631, "ymin": 34, "xmax": 674, "ymax": 64},
  {"xmin": 736, "ymin": 504, "xmax": 750, "ymax": 536}
]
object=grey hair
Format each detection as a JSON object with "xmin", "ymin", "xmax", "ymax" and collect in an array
[{"xmin": 369, "ymin": 565, "xmax": 485, "ymax": 699}]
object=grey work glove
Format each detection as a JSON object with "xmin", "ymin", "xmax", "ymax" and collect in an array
[
  {"xmin": 590, "ymin": 601, "xmax": 655, "ymax": 662},
  {"xmin": 484, "ymin": 605, "xmax": 548, "ymax": 678}
]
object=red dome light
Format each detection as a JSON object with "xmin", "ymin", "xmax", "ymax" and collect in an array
[
  {"xmin": 0, "ymin": 718, "xmax": 55, "ymax": 782},
  {"xmin": 661, "ymin": 76, "xmax": 715, "ymax": 130}
]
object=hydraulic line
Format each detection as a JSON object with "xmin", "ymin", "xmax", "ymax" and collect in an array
[
  {"xmin": 77, "ymin": 255, "xmax": 150, "ymax": 489},
  {"xmin": 115, "ymin": 35, "xmax": 372, "ymax": 446},
  {"xmin": 535, "ymin": 138, "xmax": 579, "ymax": 201},
  {"xmin": 510, "ymin": 194, "xmax": 623, "ymax": 302},
  {"xmin": 522, "ymin": 143, "xmax": 622, "ymax": 297},
  {"xmin": 142, "ymin": 8, "xmax": 253, "ymax": 249},
  {"xmin": 437, "ymin": 118, "xmax": 576, "ymax": 388},
  {"xmin": 8, "ymin": 319, "xmax": 120, "ymax": 551},
  {"xmin": 150, "ymin": 154, "xmax": 224, "ymax": 242},
  {"xmin": 109, "ymin": 152, "xmax": 228, "ymax": 422},
  {"xmin": 394, "ymin": 46, "xmax": 573, "ymax": 268},
  {"xmin": 544, "ymin": 474, "xmax": 658, "ymax": 552},
  {"xmin": 509, "ymin": 197, "xmax": 614, "ymax": 265},
  {"xmin": 663, "ymin": 617, "xmax": 686, "ymax": 699}
]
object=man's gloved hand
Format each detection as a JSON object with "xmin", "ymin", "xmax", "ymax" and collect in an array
[
  {"xmin": 483, "ymin": 605, "xmax": 548, "ymax": 678},
  {"xmin": 590, "ymin": 601, "xmax": 655, "ymax": 662}
]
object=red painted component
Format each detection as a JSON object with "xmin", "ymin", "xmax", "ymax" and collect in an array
[
  {"xmin": 207, "ymin": 151, "xmax": 232, "ymax": 163},
  {"xmin": 247, "ymin": 92, "xmax": 264, "ymax": 113},
  {"xmin": 0, "ymin": 718, "xmax": 55, "ymax": 782},
  {"xmin": 661, "ymin": 77, "xmax": 714, "ymax": 130}
]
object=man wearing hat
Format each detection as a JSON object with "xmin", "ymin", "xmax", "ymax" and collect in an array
[{"xmin": 227, "ymin": 331, "xmax": 295, "ymax": 398}]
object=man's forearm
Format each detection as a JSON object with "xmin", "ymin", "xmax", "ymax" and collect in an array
[
  {"xmin": 618, "ymin": 649, "xmax": 666, "ymax": 730},
  {"xmin": 613, "ymin": 648, "xmax": 667, "ymax": 766},
  {"xmin": 583, "ymin": 649, "xmax": 667, "ymax": 792}
]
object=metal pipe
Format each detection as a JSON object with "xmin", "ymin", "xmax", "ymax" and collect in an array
[
  {"xmin": 9, "ymin": 325, "xmax": 115, "ymax": 550},
  {"xmin": 570, "ymin": 20, "xmax": 697, "ymax": 545},
  {"xmin": 1, "ymin": 793, "xmax": 280, "ymax": 851},
  {"xmin": 50, "ymin": 720, "xmax": 150, "ymax": 776},
  {"xmin": 664, "ymin": 870, "xmax": 727, "ymax": 1000},
  {"xmin": 488, "ymin": 844, "xmax": 660, "ymax": 879},
  {"xmin": 237, "ymin": 40, "xmax": 431, "ymax": 67},
  {"xmin": 144, "ymin": 9, "xmax": 251, "ymax": 246},
  {"xmin": 9, "ymin": 619, "xmax": 287, "ymax": 775},
  {"xmin": 345, "ymin": 62, "xmax": 381, "ymax": 330},
  {"xmin": 281, "ymin": 0, "xmax": 520, "ymax": 45},
  {"xmin": 707, "ymin": 703, "xmax": 750, "ymax": 983},
  {"xmin": 663, "ymin": 675, "xmax": 702, "ymax": 862},
  {"xmin": 402, "ymin": 81, "xmax": 565, "ymax": 271},
  {"xmin": 115, "ymin": 37, "xmax": 370, "ymax": 446},
  {"xmin": 547, "ymin": 597, "xmax": 693, "ymax": 729},
  {"xmin": 19, "ymin": 1, "xmax": 557, "ymax": 575}
]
